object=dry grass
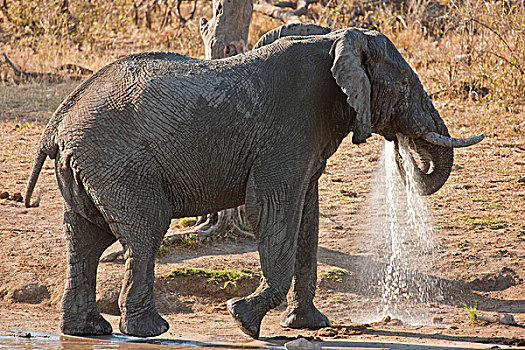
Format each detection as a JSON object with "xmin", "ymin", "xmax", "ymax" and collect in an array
[{"xmin": 1, "ymin": 0, "xmax": 523, "ymax": 105}]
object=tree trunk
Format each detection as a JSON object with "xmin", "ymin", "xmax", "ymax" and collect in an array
[
  {"xmin": 194, "ymin": 0, "xmax": 255, "ymax": 239},
  {"xmin": 200, "ymin": 0, "xmax": 253, "ymax": 59}
]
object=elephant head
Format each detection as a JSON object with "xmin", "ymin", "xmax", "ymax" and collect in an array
[{"xmin": 255, "ymin": 24, "xmax": 484, "ymax": 195}]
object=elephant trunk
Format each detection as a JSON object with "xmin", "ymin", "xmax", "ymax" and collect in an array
[
  {"xmin": 393, "ymin": 96, "xmax": 485, "ymax": 195},
  {"xmin": 394, "ymin": 137, "xmax": 454, "ymax": 196}
]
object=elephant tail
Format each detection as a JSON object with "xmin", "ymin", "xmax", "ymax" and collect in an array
[
  {"xmin": 25, "ymin": 150, "xmax": 47, "ymax": 208},
  {"xmin": 25, "ymin": 116, "xmax": 59, "ymax": 208}
]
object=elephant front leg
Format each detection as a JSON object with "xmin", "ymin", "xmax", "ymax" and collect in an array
[
  {"xmin": 227, "ymin": 172, "xmax": 308, "ymax": 339},
  {"xmin": 280, "ymin": 181, "xmax": 330, "ymax": 329}
]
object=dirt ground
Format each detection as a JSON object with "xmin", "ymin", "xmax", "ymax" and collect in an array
[{"xmin": 0, "ymin": 79, "xmax": 524, "ymax": 348}]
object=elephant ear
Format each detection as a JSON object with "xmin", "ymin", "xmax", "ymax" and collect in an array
[
  {"xmin": 253, "ymin": 23, "xmax": 332, "ymax": 49},
  {"xmin": 330, "ymin": 29, "xmax": 372, "ymax": 144}
]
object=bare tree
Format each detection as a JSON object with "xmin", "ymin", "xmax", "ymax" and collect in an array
[
  {"xmin": 200, "ymin": 0, "xmax": 253, "ymax": 59},
  {"xmin": 253, "ymin": 0, "xmax": 319, "ymax": 24},
  {"xmin": 193, "ymin": 0, "xmax": 255, "ymax": 240}
]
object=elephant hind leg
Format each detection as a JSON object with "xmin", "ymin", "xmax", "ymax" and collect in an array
[
  {"xmin": 107, "ymin": 199, "xmax": 172, "ymax": 337},
  {"xmin": 61, "ymin": 206, "xmax": 116, "ymax": 335}
]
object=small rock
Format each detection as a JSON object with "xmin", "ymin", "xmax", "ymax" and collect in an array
[
  {"xmin": 0, "ymin": 191, "xmax": 9, "ymax": 199},
  {"xmin": 331, "ymin": 225, "xmax": 344, "ymax": 230},
  {"xmin": 478, "ymin": 314, "xmax": 517, "ymax": 325},
  {"xmin": 498, "ymin": 314, "xmax": 517, "ymax": 325},
  {"xmin": 330, "ymin": 177, "xmax": 343, "ymax": 183},
  {"xmin": 386, "ymin": 318, "xmax": 403, "ymax": 326},
  {"xmin": 12, "ymin": 192, "xmax": 23, "ymax": 202},
  {"xmin": 449, "ymin": 326, "xmax": 459, "ymax": 330},
  {"xmin": 369, "ymin": 157, "xmax": 378, "ymax": 162},
  {"xmin": 285, "ymin": 338, "xmax": 322, "ymax": 350}
]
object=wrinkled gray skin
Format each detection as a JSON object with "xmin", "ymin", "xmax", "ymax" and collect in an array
[{"xmin": 25, "ymin": 24, "xmax": 483, "ymax": 339}]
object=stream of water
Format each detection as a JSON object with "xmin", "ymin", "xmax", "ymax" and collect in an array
[{"xmin": 364, "ymin": 136, "xmax": 443, "ymax": 324}]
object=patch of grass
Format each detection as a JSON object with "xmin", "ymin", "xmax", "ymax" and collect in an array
[
  {"xmin": 467, "ymin": 197, "xmax": 490, "ymax": 203},
  {"xmin": 321, "ymin": 268, "xmax": 348, "ymax": 283},
  {"xmin": 179, "ymin": 217, "xmax": 197, "ymax": 228},
  {"xmin": 0, "ymin": 154, "xmax": 13, "ymax": 162},
  {"xmin": 203, "ymin": 228, "xmax": 238, "ymax": 243},
  {"xmin": 176, "ymin": 234, "xmax": 201, "ymax": 247},
  {"xmin": 157, "ymin": 233, "xmax": 201, "ymax": 256},
  {"xmin": 238, "ymin": 222, "xmax": 252, "ymax": 232},
  {"xmin": 437, "ymin": 220, "xmax": 459, "ymax": 230},
  {"xmin": 16, "ymin": 122, "xmax": 34, "ymax": 129},
  {"xmin": 457, "ymin": 215, "xmax": 507, "ymax": 230},
  {"xmin": 460, "ymin": 302, "xmax": 478, "ymax": 323},
  {"xmin": 486, "ymin": 203, "xmax": 504, "ymax": 210},
  {"xmin": 164, "ymin": 267, "xmax": 253, "ymax": 288}
]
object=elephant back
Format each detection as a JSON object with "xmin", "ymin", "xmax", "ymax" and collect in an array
[{"xmin": 253, "ymin": 23, "xmax": 332, "ymax": 50}]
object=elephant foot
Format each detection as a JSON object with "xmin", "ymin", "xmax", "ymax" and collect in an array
[
  {"xmin": 61, "ymin": 311, "xmax": 112, "ymax": 335},
  {"xmin": 119, "ymin": 309, "xmax": 169, "ymax": 337},
  {"xmin": 227, "ymin": 297, "xmax": 265, "ymax": 339},
  {"xmin": 280, "ymin": 305, "xmax": 330, "ymax": 329}
]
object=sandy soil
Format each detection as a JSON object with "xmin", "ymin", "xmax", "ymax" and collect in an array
[{"xmin": 0, "ymin": 83, "xmax": 524, "ymax": 348}]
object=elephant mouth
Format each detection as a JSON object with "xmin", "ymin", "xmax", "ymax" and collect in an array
[{"xmin": 393, "ymin": 132, "xmax": 485, "ymax": 196}]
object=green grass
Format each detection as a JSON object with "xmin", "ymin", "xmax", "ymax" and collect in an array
[
  {"xmin": 238, "ymin": 223, "xmax": 252, "ymax": 232},
  {"xmin": 460, "ymin": 302, "xmax": 478, "ymax": 323},
  {"xmin": 175, "ymin": 234, "xmax": 201, "ymax": 247},
  {"xmin": 17, "ymin": 122, "xmax": 34, "ymax": 129},
  {"xmin": 157, "ymin": 233, "xmax": 201, "ymax": 256},
  {"xmin": 0, "ymin": 154, "xmax": 13, "ymax": 162},
  {"xmin": 457, "ymin": 215, "xmax": 507, "ymax": 230},
  {"xmin": 486, "ymin": 203, "xmax": 504, "ymax": 209},
  {"xmin": 203, "ymin": 228, "xmax": 238, "ymax": 243},
  {"xmin": 179, "ymin": 217, "xmax": 197, "ymax": 227},
  {"xmin": 164, "ymin": 267, "xmax": 253, "ymax": 288},
  {"xmin": 437, "ymin": 220, "xmax": 459, "ymax": 230},
  {"xmin": 321, "ymin": 268, "xmax": 348, "ymax": 282}
]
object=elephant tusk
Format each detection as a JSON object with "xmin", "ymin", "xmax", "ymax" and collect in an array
[{"xmin": 422, "ymin": 132, "xmax": 486, "ymax": 148}]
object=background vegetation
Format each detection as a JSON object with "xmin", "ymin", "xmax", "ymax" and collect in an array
[{"xmin": 0, "ymin": 0, "xmax": 524, "ymax": 105}]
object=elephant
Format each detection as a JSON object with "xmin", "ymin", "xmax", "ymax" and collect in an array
[{"xmin": 25, "ymin": 23, "xmax": 484, "ymax": 339}]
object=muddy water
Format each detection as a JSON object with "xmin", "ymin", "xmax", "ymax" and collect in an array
[{"xmin": 0, "ymin": 330, "xmax": 267, "ymax": 350}]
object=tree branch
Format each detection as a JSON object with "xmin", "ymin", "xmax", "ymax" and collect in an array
[
  {"xmin": 175, "ymin": 0, "xmax": 198, "ymax": 27},
  {"xmin": 1, "ymin": 53, "xmax": 92, "ymax": 83},
  {"xmin": 254, "ymin": 0, "xmax": 319, "ymax": 24}
]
